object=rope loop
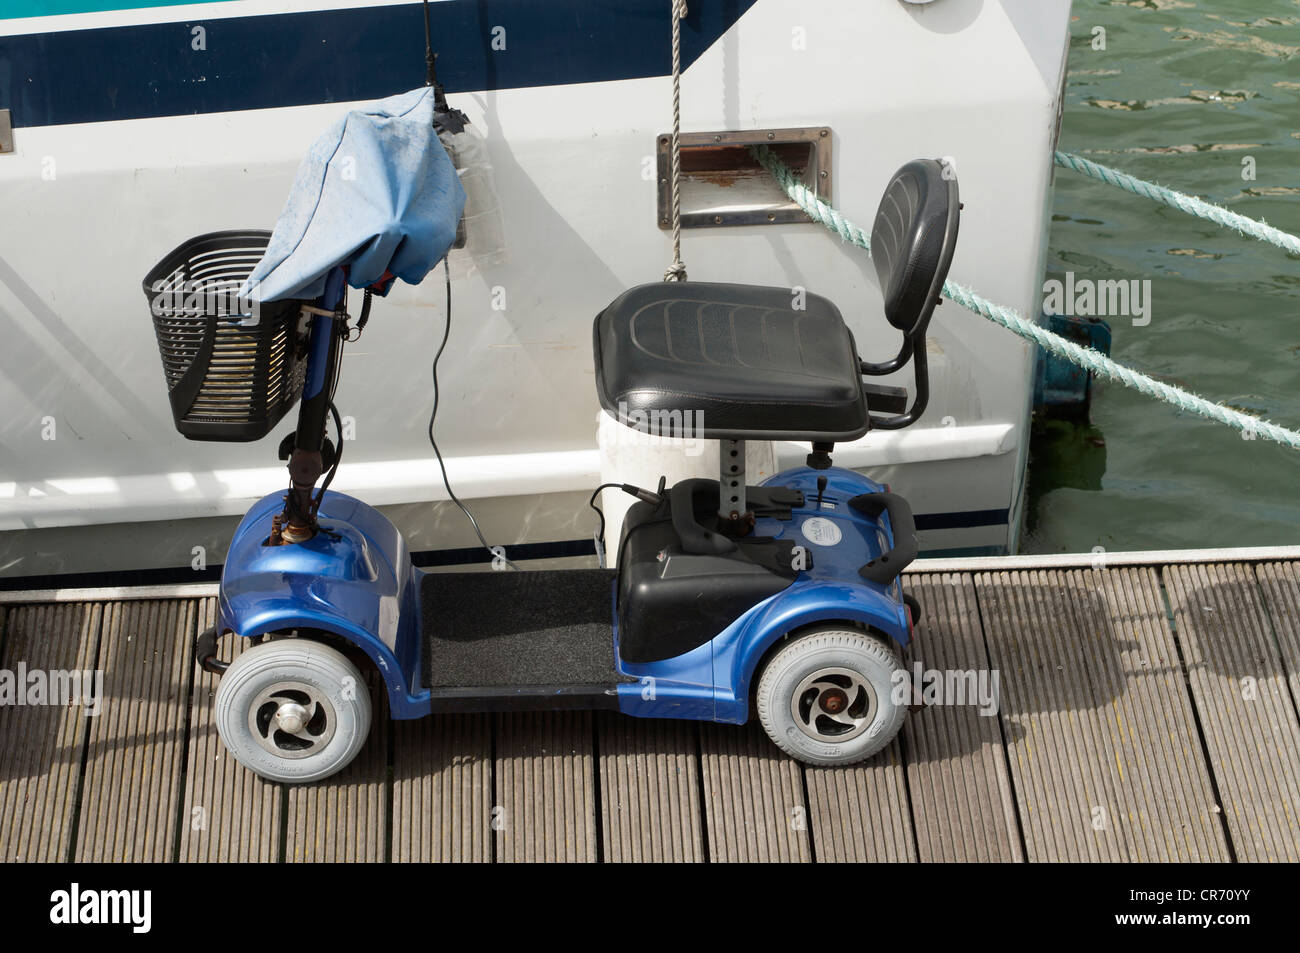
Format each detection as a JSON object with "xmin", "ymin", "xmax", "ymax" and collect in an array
[{"xmin": 663, "ymin": 0, "xmax": 688, "ymax": 282}]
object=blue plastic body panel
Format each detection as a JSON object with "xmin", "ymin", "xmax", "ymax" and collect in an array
[
  {"xmin": 614, "ymin": 465, "xmax": 911, "ymax": 723},
  {"xmin": 219, "ymin": 466, "xmax": 911, "ymax": 724},
  {"xmin": 220, "ymin": 490, "xmax": 429, "ymax": 717},
  {"xmin": 303, "ymin": 268, "xmax": 346, "ymax": 399}
]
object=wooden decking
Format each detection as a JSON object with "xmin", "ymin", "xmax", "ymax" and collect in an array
[{"xmin": 2, "ymin": 552, "xmax": 1298, "ymax": 862}]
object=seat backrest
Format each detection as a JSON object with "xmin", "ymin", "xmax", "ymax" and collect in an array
[{"xmin": 869, "ymin": 159, "xmax": 960, "ymax": 335}]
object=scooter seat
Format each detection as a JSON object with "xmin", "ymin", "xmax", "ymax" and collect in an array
[{"xmin": 592, "ymin": 281, "xmax": 869, "ymax": 442}]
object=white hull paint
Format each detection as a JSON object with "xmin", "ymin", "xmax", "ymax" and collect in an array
[{"xmin": 0, "ymin": 0, "xmax": 1072, "ymax": 569}]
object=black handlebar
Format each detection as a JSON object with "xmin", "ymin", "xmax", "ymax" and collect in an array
[{"xmin": 849, "ymin": 492, "xmax": 918, "ymax": 585}]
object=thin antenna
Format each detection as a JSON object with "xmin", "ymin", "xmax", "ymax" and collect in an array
[
  {"xmin": 422, "ymin": 0, "xmax": 467, "ymax": 133},
  {"xmin": 423, "ymin": 0, "xmax": 437, "ymax": 87}
]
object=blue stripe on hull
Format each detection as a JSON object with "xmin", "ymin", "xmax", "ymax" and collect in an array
[
  {"xmin": 1, "ymin": 1, "xmax": 231, "ymax": 21},
  {"xmin": 0, "ymin": 0, "xmax": 757, "ymax": 128}
]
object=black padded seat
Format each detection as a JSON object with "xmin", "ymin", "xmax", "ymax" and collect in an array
[{"xmin": 593, "ymin": 281, "xmax": 869, "ymax": 442}]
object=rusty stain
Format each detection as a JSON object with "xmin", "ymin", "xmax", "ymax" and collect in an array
[{"xmin": 691, "ymin": 168, "xmax": 770, "ymax": 189}]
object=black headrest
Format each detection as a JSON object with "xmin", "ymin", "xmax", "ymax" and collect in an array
[{"xmin": 869, "ymin": 159, "xmax": 960, "ymax": 335}]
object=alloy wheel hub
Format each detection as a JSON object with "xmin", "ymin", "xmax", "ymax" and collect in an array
[
  {"xmin": 248, "ymin": 681, "xmax": 337, "ymax": 759},
  {"xmin": 791, "ymin": 667, "xmax": 877, "ymax": 744}
]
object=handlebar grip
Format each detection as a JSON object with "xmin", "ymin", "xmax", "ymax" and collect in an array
[{"xmin": 849, "ymin": 491, "xmax": 918, "ymax": 585}]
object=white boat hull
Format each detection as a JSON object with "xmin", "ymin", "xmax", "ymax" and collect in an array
[{"xmin": 0, "ymin": 0, "xmax": 1072, "ymax": 573}]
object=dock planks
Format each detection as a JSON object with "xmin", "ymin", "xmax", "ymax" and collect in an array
[{"xmin": 2, "ymin": 557, "xmax": 1297, "ymax": 862}]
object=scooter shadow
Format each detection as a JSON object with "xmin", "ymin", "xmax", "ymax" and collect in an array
[{"xmin": 899, "ymin": 565, "xmax": 1294, "ymax": 766}]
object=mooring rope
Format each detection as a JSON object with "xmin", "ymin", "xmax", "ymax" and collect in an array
[
  {"xmin": 751, "ymin": 145, "xmax": 1300, "ymax": 450},
  {"xmin": 1054, "ymin": 151, "xmax": 1300, "ymax": 257}
]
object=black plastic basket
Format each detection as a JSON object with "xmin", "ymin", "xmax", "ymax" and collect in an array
[{"xmin": 142, "ymin": 230, "xmax": 307, "ymax": 442}]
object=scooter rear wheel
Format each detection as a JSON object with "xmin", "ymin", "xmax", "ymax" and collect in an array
[
  {"xmin": 215, "ymin": 638, "xmax": 372, "ymax": 783},
  {"xmin": 756, "ymin": 626, "xmax": 905, "ymax": 766}
]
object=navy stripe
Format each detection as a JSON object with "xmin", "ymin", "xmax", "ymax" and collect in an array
[
  {"xmin": 914, "ymin": 508, "xmax": 1010, "ymax": 531},
  {"xmin": 915, "ymin": 544, "xmax": 1010, "ymax": 559},
  {"xmin": 0, "ymin": 537, "xmax": 598, "ymax": 592},
  {"xmin": 0, "ymin": 0, "xmax": 755, "ymax": 128},
  {"xmin": 0, "ymin": 562, "xmax": 223, "ymax": 592},
  {"xmin": 411, "ymin": 537, "xmax": 596, "ymax": 568},
  {"xmin": 0, "ymin": 512, "xmax": 1012, "ymax": 591}
]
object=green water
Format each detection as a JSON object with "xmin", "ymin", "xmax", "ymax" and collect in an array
[{"xmin": 1023, "ymin": 0, "xmax": 1300, "ymax": 554}]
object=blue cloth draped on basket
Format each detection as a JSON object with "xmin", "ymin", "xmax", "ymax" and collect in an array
[{"xmin": 240, "ymin": 86, "xmax": 467, "ymax": 304}]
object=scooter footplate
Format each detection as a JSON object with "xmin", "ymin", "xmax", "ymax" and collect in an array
[{"xmin": 420, "ymin": 569, "xmax": 629, "ymax": 691}]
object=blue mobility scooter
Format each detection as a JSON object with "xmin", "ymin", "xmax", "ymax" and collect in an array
[{"xmin": 144, "ymin": 108, "xmax": 959, "ymax": 784}]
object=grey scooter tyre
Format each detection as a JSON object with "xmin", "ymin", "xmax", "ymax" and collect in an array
[
  {"xmin": 756, "ymin": 627, "xmax": 906, "ymax": 766},
  {"xmin": 215, "ymin": 638, "xmax": 371, "ymax": 784}
]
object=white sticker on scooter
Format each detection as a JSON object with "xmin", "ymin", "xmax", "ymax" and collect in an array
[{"xmin": 800, "ymin": 516, "xmax": 842, "ymax": 547}]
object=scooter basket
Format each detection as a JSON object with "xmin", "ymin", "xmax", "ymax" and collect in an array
[{"xmin": 142, "ymin": 230, "xmax": 306, "ymax": 441}]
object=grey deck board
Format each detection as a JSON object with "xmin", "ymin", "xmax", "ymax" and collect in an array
[
  {"xmin": 179, "ymin": 599, "xmax": 282, "ymax": 863},
  {"xmin": 391, "ymin": 713, "xmax": 492, "ymax": 862},
  {"xmin": 75, "ymin": 599, "xmax": 195, "ymax": 862},
  {"xmin": 976, "ymin": 570, "xmax": 1127, "ymax": 861},
  {"xmin": 596, "ymin": 714, "xmax": 704, "ymax": 862},
  {"xmin": 284, "ymin": 679, "xmax": 389, "ymax": 863},
  {"xmin": 805, "ymin": 738, "xmax": 915, "ymax": 862},
  {"xmin": 975, "ymin": 567, "xmax": 1227, "ymax": 862},
  {"xmin": 699, "ymin": 721, "xmax": 811, "ymax": 862},
  {"xmin": 1253, "ymin": 561, "xmax": 1300, "ymax": 733},
  {"xmin": 2, "ymin": 555, "xmax": 1298, "ymax": 863},
  {"xmin": 0, "ymin": 602, "xmax": 102, "ymax": 862},
  {"xmin": 1164, "ymin": 563, "xmax": 1300, "ymax": 862},
  {"xmin": 1098, "ymin": 567, "xmax": 1228, "ymax": 861},
  {"xmin": 494, "ymin": 711, "xmax": 597, "ymax": 862},
  {"xmin": 902, "ymin": 574, "xmax": 1022, "ymax": 862}
]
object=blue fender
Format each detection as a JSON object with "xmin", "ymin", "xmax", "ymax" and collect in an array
[
  {"xmin": 217, "ymin": 490, "xmax": 428, "ymax": 718},
  {"xmin": 713, "ymin": 464, "xmax": 913, "ymax": 723},
  {"xmin": 710, "ymin": 578, "xmax": 910, "ymax": 724},
  {"xmin": 619, "ymin": 464, "xmax": 915, "ymax": 724}
]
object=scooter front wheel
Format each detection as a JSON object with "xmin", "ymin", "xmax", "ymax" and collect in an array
[
  {"xmin": 755, "ymin": 626, "xmax": 906, "ymax": 766},
  {"xmin": 214, "ymin": 638, "xmax": 372, "ymax": 784}
]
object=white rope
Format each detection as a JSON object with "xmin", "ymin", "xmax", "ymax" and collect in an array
[
  {"xmin": 664, "ymin": 0, "xmax": 688, "ymax": 282},
  {"xmin": 1055, "ymin": 151, "xmax": 1300, "ymax": 257},
  {"xmin": 751, "ymin": 145, "xmax": 1300, "ymax": 450}
]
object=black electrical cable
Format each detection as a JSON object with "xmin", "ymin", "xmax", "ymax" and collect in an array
[
  {"xmin": 327, "ymin": 310, "xmax": 346, "ymax": 402},
  {"xmin": 588, "ymin": 482, "xmax": 623, "ymax": 553},
  {"xmin": 315, "ymin": 313, "xmax": 348, "ymax": 506},
  {"xmin": 427, "ymin": 257, "xmax": 518, "ymax": 570},
  {"xmin": 304, "ymin": 305, "xmax": 348, "ymax": 518},
  {"xmin": 350, "ymin": 289, "xmax": 372, "ymax": 340},
  {"xmin": 314, "ymin": 399, "xmax": 344, "ymax": 511}
]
